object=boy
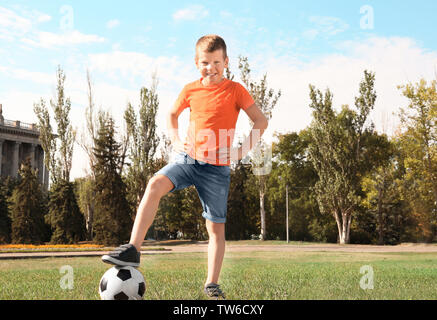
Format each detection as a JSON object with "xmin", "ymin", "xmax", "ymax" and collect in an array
[{"xmin": 102, "ymin": 35, "xmax": 268, "ymax": 299}]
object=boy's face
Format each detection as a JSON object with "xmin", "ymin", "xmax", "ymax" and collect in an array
[{"xmin": 195, "ymin": 48, "xmax": 229, "ymax": 86}]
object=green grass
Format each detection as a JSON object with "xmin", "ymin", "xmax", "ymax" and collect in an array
[{"xmin": 1, "ymin": 250, "xmax": 437, "ymax": 300}]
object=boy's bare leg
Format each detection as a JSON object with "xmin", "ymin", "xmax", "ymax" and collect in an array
[
  {"xmin": 205, "ymin": 220, "xmax": 226, "ymax": 286},
  {"xmin": 129, "ymin": 175, "xmax": 174, "ymax": 251}
]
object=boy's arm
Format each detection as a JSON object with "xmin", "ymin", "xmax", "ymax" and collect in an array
[
  {"xmin": 218, "ymin": 103, "xmax": 268, "ymax": 163},
  {"xmin": 167, "ymin": 103, "xmax": 186, "ymax": 154}
]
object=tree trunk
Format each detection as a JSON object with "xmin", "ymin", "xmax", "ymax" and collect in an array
[
  {"xmin": 335, "ymin": 210, "xmax": 352, "ymax": 244},
  {"xmin": 86, "ymin": 203, "xmax": 94, "ymax": 241},
  {"xmin": 377, "ymin": 188, "xmax": 384, "ymax": 245},
  {"xmin": 260, "ymin": 190, "xmax": 266, "ymax": 240},
  {"xmin": 334, "ymin": 210, "xmax": 342, "ymax": 243},
  {"xmin": 258, "ymin": 175, "xmax": 267, "ymax": 241}
]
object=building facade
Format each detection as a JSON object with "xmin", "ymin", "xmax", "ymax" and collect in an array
[{"xmin": 0, "ymin": 104, "xmax": 49, "ymax": 188}]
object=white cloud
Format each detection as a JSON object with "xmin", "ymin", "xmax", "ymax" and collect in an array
[
  {"xmin": 303, "ymin": 16, "xmax": 349, "ymax": 40},
  {"xmin": 106, "ymin": 19, "xmax": 120, "ymax": 29},
  {"xmin": 0, "ymin": 6, "xmax": 32, "ymax": 40},
  {"xmin": 0, "ymin": 90, "xmax": 47, "ymax": 124},
  {"xmin": 173, "ymin": 5, "xmax": 209, "ymax": 21},
  {"xmin": 0, "ymin": 6, "xmax": 104, "ymax": 48},
  {"xmin": 0, "ymin": 66, "xmax": 52, "ymax": 85},
  {"xmin": 258, "ymin": 37, "xmax": 437, "ymax": 141},
  {"xmin": 22, "ymin": 30, "xmax": 105, "ymax": 48},
  {"xmin": 36, "ymin": 13, "xmax": 51, "ymax": 23},
  {"xmin": 88, "ymin": 50, "xmax": 197, "ymax": 90}
]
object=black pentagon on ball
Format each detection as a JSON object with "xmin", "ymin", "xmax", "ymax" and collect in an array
[
  {"xmin": 114, "ymin": 291, "xmax": 129, "ymax": 300},
  {"xmin": 117, "ymin": 269, "xmax": 132, "ymax": 281},
  {"xmin": 138, "ymin": 282, "xmax": 145, "ymax": 296},
  {"xmin": 100, "ymin": 277, "xmax": 108, "ymax": 292}
]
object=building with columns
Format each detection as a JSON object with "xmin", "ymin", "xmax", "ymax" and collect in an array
[{"xmin": 0, "ymin": 104, "xmax": 49, "ymax": 189}]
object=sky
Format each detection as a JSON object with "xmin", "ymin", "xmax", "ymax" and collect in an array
[{"xmin": 1, "ymin": 0, "xmax": 437, "ymax": 180}]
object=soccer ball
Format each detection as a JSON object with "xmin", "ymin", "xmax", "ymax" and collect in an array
[{"xmin": 99, "ymin": 266, "xmax": 146, "ymax": 300}]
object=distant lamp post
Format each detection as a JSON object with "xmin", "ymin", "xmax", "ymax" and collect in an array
[
  {"xmin": 286, "ymin": 184, "xmax": 289, "ymax": 244},
  {"xmin": 279, "ymin": 176, "xmax": 289, "ymax": 243}
]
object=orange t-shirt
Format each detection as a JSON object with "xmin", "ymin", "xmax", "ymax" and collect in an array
[{"xmin": 175, "ymin": 78, "xmax": 255, "ymax": 166}]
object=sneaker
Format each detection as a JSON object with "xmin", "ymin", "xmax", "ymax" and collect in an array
[
  {"xmin": 204, "ymin": 283, "xmax": 226, "ymax": 300},
  {"xmin": 101, "ymin": 244, "xmax": 140, "ymax": 267}
]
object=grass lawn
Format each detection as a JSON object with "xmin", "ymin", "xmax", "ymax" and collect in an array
[{"xmin": 1, "ymin": 250, "xmax": 437, "ymax": 300}]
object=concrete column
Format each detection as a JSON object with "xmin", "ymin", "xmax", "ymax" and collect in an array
[
  {"xmin": 37, "ymin": 146, "xmax": 44, "ymax": 185},
  {"xmin": 0, "ymin": 139, "xmax": 3, "ymax": 177},
  {"xmin": 12, "ymin": 141, "xmax": 21, "ymax": 178},
  {"xmin": 30, "ymin": 143, "xmax": 36, "ymax": 169},
  {"xmin": 43, "ymin": 151, "xmax": 49, "ymax": 189}
]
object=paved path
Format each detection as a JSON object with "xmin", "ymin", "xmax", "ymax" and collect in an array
[{"xmin": 1, "ymin": 243, "xmax": 437, "ymax": 260}]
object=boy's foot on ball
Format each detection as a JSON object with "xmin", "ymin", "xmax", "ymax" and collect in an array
[
  {"xmin": 101, "ymin": 244, "xmax": 140, "ymax": 267},
  {"xmin": 204, "ymin": 283, "xmax": 226, "ymax": 300}
]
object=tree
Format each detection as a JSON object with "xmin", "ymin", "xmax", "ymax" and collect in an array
[
  {"xmin": 361, "ymin": 145, "xmax": 411, "ymax": 245},
  {"xmin": 238, "ymin": 56, "xmax": 281, "ymax": 240},
  {"xmin": 33, "ymin": 98, "xmax": 57, "ymax": 184},
  {"xmin": 397, "ymin": 79, "xmax": 437, "ymax": 241},
  {"xmin": 50, "ymin": 65, "xmax": 76, "ymax": 182},
  {"xmin": 45, "ymin": 179, "xmax": 86, "ymax": 244},
  {"xmin": 0, "ymin": 179, "xmax": 11, "ymax": 243},
  {"xmin": 9, "ymin": 159, "xmax": 48, "ymax": 244},
  {"xmin": 92, "ymin": 112, "xmax": 132, "ymax": 245},
  {"xmin": 226, "ymin": 147, "xmax": 259, "ymax": 240},
  {"xmin": 74, "ymin": 176, "xmax": 95, "ymax": 240},
  {"xmin": 124, "ymin": 75, "xmax": 160, "ymax": 210},
  {"xmin": 76, "ymin": 71, "xmax": 99, "ymax": 239},
  {"xmin": 34, "ymin": 66, "xmax": 83, "ymax": 244},
  {"xmin": 308, "ymin": 70, "xmax": 378, "ymax": 244},
  {"xmin": 34, "ymin": 65, "xmax": 76, "ymax": 185},
  {"xmin": 179, "ymin": 186, "xmax": 207, "ymax": 240},
  {"xmin": 268, "ymin": 130, "xmax": 323, "ymax": 241}
]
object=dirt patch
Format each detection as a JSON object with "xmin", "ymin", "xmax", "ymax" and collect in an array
[
  {"xmin": 1, "ymin": 242, "xmax": 437, "ymax": 260},
  {"xmin": 161, "ymin": 242, "xmax": 437, "ymax": 253}
]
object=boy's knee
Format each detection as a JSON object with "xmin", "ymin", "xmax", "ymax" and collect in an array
[
  {"xmin": 206, "ymin": 221, "xmax": 225, "ymax": 238},
  {"xmin": 147, "ymin": 175, "xmax": 173, "ymax": 197}
]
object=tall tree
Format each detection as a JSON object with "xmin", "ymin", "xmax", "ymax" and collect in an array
[
  {"xmin": 34, "ymin": 66, "xmax": 84, "ymax": 244},
  {"xmin": 77, "ymin": 70, "xmax": 99, "ymax": 240},
  {"xmin": 238, "ymin": 56, "xmax": 281, "ymax": 240},
  {"xmin": 33, "ymin": 98, "xmax": 57, "ymax": 184},
  {"xmin": 9, "ymin": 159, "xmax": 48, "ymax": 244},
  {"xmin": 45, "ymin": 179, "xmax": 86, "ymax": 244},
  {"xmin": 268, "ymin": 130, "xmax": 322, "ymax": 241},
  {"xmin": 50, "ymin": 65, "xmax": 76, "ymax": 182},
  {"xmin": 124, "ymin": 75, "xmax": 160, "ymax": 209},
  {"xmin": 74, "ymin": 176, "xmax": 95, "ymax": 241},
  {"xmin": 308, "ymin": 70, "xmax": 378, "ymax": 244},
  {"xmin": 226, "ymin": 142, "xmax": 259, "ymax": 240},
  {"xmin": 34, "ymin": 65, "xmax": 76, "ymax": 185},
  {"xmin": 397, "ymin": 79, "xmax": 437, "ymax": 241},
  {"xmin": 0, "ymin": 179, "xmax": 11, "ymax": 243},
  {"xmin": 92, "ymin": 112, "xmax": 132, "ymax": 245},
  {"xmin": 179, "ymin": 186, "xmax": 207, "ymax": 240},
  {"xmin": 361, "ymin": 148, "xmax": 410, "ymax": 245}
]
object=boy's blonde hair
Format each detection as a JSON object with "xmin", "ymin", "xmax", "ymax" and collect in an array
[{"xmin": 196, "ymin": 35, "xmax": 227, "ymax": 59}]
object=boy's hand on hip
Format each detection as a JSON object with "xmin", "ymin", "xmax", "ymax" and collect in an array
[{"xmin": 172, "ymin": 139, "xmax": 188, "ymax": 154}]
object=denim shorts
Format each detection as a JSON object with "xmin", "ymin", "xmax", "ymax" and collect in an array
[{"xmin": 154, "ymin": 152, "xmax": 231, "ymax": 223}]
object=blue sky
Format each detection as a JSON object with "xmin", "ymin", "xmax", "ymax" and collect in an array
[{"xmin": 1, "ymin": 1, "xmax": 436, "ymax": 178}]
